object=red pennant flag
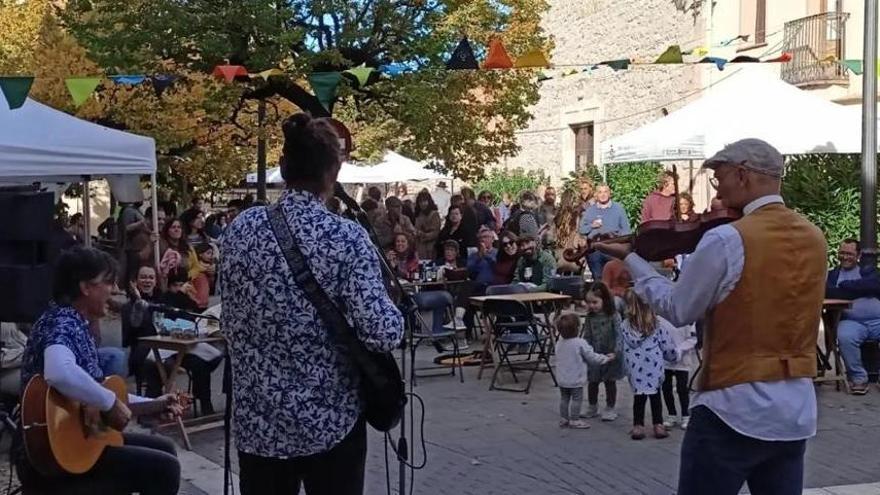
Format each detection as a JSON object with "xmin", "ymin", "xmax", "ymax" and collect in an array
[
  {"xmin": 483, "ymin": 38, "xmax": 513, "ymax": 69},
  {"xmin": 763, "ymin": 52, "xmax": 793, "ymax": 63},
  {"xmin": 212, "ymin": 65, "xmax": 248, "ymax": 83}
]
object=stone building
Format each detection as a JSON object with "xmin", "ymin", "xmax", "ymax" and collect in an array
[{"xmin": 503, "ymin": 0, "xmax": 705, "ymax": 181}]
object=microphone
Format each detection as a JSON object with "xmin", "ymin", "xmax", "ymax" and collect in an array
[{"xmin": 129, "ymin": 300, "xmax": 216, "ymax": 327}]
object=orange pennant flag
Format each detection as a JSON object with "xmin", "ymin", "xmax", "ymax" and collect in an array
[
  {"xmin": 483, "ymin": 38, "xmax": 513, "ymax": 69},
  {"xmin": 212, "ymin": 65, "xmax": 248, "ymax": 83}
]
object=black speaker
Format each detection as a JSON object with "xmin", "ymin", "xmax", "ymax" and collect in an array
[{"xmin": 0, "ymin": 190, "xmax": 54, "ymax": 323}]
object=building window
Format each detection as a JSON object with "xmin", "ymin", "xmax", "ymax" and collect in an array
[
  {"xmin": 741, "ymin": 0, "xmax": 768, "ymax": 45},
  {"xmin": 571, "ymin": 123, "xmax": 594, "ymax": 171},
  {"xmin": 754, "ymin": 0, "xmax": 766, "ymax": 44}
]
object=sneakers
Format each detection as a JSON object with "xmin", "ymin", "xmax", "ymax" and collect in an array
[
  {"xmin": 581, "ymin": 404, "xmax": 599, "ymax": 418},
  {"xmin": 680, "ymin": 416, "xmax": 690, "ymax": 430},
  {"xmin": 560, "ymin": 419, "xmax": 591, "ymax": 429},
  {"xmin": 851, "ymin": 382, "xmax": 869, "ymax": 395},
  {"xmin": 567, "ymin": 419, "xmax": 591, "ymax": 429},
  {"xmin": 630, "ymin": 425, "xmax": 646, "ymax": 440},
  {"xmin": 653, "ymin": 424, "xmax": 669, "ymax": 439},
  {"xmin": 663, "ymin": 414, "xmax": 680, "ymax": 428},
  {"xmin": 600, "ymin": 407, "xmax": 618, "ymax": 422}
]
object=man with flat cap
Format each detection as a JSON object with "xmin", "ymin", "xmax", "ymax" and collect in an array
[{"xmin": 595, "ymin": 138, "xmax": 827, "ymax": 495}]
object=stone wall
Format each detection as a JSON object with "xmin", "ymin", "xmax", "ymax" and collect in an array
[{"xmin": 503, "ymin": 0, "xmax": 705, "ymax": 182}]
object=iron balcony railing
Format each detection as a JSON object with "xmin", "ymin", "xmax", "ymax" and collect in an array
[{"xmin": 781, "ymin": 11, "xmax": 850, "ymax": 87}]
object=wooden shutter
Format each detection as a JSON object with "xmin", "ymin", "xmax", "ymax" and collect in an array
[
  {"xmin": 755, "ymin": 0, "xmax": 767, "ymax": 44},
  {"xmin": 573, "ymin": 123, "xmax": 594, "ymax": 171}
]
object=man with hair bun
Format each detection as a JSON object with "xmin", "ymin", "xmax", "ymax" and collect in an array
[{"xmin": 221, "ymin": 113, "xmax": 403, "ymax": 495}]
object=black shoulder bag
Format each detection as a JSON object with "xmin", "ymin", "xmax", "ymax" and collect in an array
[{"xmin": 266, "ymin": 203, "xmax": 405, "ymax": 432}]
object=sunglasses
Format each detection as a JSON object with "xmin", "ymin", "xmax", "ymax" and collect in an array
[{"xmin": 501, "ymin": 241, "xmax": 514, "ymax": 247}]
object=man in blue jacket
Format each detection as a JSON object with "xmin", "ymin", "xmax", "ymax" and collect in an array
[{"xmin": 826, "ymin": 238, "xmax": 880, "ymax": 395}]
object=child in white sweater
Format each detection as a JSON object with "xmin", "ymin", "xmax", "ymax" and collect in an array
[{"xmin": 554, "ymin": 313, "xmax": 615, "ymax": 429}]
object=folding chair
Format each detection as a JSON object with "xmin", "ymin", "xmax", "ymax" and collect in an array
[
  {"xmin": 482, "ymin": 299, "xmax": 557, "ymax": 393},
  {"xmin": 411, "ymin": 291, "xmax": 464, "ymax": 384}
]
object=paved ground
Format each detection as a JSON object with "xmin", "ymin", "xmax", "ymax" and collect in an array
[
  {"xmin": 183, "ymin": 348, "xmax": 880, "ymax": 495},
  {"xmin": 3, "ymin": 313, "xmax": 880, "ymax": 494}
]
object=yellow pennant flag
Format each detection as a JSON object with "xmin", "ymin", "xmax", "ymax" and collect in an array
[{"xmin": 514, "ymin": 50, "xmax": 550, "ymax": 68}]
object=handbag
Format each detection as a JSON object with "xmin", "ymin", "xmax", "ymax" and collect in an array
[{"xmin": 266, "ymin": 202, "xmax": 406, "ymax": 432}]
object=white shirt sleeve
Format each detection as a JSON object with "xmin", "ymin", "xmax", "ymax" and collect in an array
[
  {"xmin": 624, "ymin": 228, "xmax": 743, "ymax": 327},
  {"xmin": 44, "ymin": 345, "xmax": 116, "ymax": 412}
]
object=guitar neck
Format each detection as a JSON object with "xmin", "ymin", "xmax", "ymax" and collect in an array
[{"xmin": 128, "ymin": 399, "xmax": 169, "ymax": 417}]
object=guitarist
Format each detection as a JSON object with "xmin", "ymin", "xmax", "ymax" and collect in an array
[
  {"xmin": 17, "ymin": 246, "xmax": 184, "ymax": 495},
  {"xmin": 220, "ymin": 113, "xmax": 404, "ymax": 495}
]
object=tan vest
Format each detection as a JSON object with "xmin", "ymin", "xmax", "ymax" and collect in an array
[{"xmin": 699, "ymin": 202, "xmax": 827, "ymax": 391}]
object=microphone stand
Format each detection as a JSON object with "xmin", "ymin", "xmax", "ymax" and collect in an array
[
  {"xmin": 164, "ymin": 309, "xmax": 233, "ymax": 495},
  {"xmin": 337, "ymin": 190, "xmax": 421, "ymax": 495}
]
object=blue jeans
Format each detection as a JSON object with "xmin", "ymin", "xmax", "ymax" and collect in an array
[
  {"xmin": 678, "ymin": 406, "xmax": 806, "ymax": 495},
  {"xmin": 98, "ymin": 347, "xmax": 128, "ymax": 377},
  {"xmin": 837, "ymin": 318, "xmax": 880, "ymax": 384},
  {"xmin": 586, "ymin": 251, "xmax": 611, "ymax": 281}
]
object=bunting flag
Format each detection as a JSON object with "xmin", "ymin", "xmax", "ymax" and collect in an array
[
  {"xmin": 342, "ymin": 65, "xmax": 376, "ymax": 88},
  {"xmin": 654, "ymin": 45, "xmax": 683, "ymax": 64},
  {"xmin": 599, "ymin": 59, "xmax": 630, "ymax": 71},
  {"xmin": 446, "ymin": 38, "xmax": 479, "ymax": 70},
  {"xmin": 212, "ymin": 65, "xmax": 248, "ymax": 82},
  {"xmin": 730, "ymin": 55, "xmax": 759, "ymax": 63},
  {"xmin": 110, "ymin": 75, "xmax": 146, "ymax": 85},
  {"xmin": 682, "ymin": 46, "xmax": 709, "ymax": 57},
  {"xmin": 151, "ymin": 74, "xmax": 178, "ymax": 96},
  {"xmin": 0, "ymin": 76, "xmax": 34, "ymax": 110},
  {"xmin": 763, "ymin": 52, "xmax": 793, "ymax": 63},
  {"xmin": 308, "ymin": 72, "xmax": 342, "ymax": 111},
  {"xmin": 842, "ymin": 60, "xmax": 863, "ymax": 75},
  {"xmin": 537, "ymin": 72, "xmax": 552, "ymax": 82},
  {"xmin": 253, "ymin": 68, "xmax": 284, "ymax": 81},
  {"xmin": 378, "ymin": 63, "xmax": 409, "ymax": 76},
  {"xmin": 483, "ymin": 38, "xmax": 513, "ymax": 69},
  {"xmin": 560, "ymin": 68, "xmax": 579, "ymax": 77},
  {"xmin": 700, "ymin": 57, "xmax": 728, "ymax": 71},
  {"xmin": 65, "ymin": 77, "xmax": 101, "ymax": 107},
  {"xmin": 514, "ymin": 50, "xmax": 550, "ymax": 68}
]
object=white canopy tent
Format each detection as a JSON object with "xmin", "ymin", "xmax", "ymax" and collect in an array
[
  {"xmin": 246, "ymin": 150, "xmax": 449, "ymax": 184},
  {"xmin": 600, "ymin": 68, "xmax": 866, "ymax": 164},
  {"xmin": 0, "ymin": 98, "xmax": 158, "ymax": 263}
]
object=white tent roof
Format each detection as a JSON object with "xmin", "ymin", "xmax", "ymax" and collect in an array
[
  {"xmin": 246, "ymin": 151, "xmax": 449, "ymax": 184},
  {"xmin": 0, "ymin": 98, "xmax": 156, "ymax": 182},
  {"xmin": 600, "ymin": 68, "xmax": 865, "ymax": 164}
]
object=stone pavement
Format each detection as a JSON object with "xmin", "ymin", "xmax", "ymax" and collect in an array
[{"xmin": 178, "ymin": 350, "xmax": 880, "ymax": 495}]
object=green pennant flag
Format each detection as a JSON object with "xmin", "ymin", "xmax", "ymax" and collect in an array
[
  {"xmin": 842, "ymin": 60, "xmax": 863, "ymax": 75},
  {"xmin": 600, "ymin": 59, "xmax": 630, "ymax": 71},
  {"xmin": 0, "ymin": 76, "xmax": 34, "ymax": 110},
  {"xmin": 308, "ymin": 72, "xmax": 342, "ymax": 112},
  {"xmin": 65, "ymin": 77, "xmax": 101, "ymax": 107},
  {"xmin": 343, "ymin": 66, "xmax": 375, "ymax": 88},
  {"xmin": 654, "ymin": 45, "xmax": 683, "ymax": 64}
]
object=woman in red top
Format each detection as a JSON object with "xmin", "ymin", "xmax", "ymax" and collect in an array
[
  {"xmin": 392, "ymin": 233, "xmax": 420, "ymax": 280},
  {"xmin": 492, "ymin": 231, "xmax": 520, "ymax": 285}
]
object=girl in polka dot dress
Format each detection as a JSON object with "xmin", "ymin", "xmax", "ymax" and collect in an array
[{"xmin": 620, "ymin": 289, "xmax": 678, "ymax": 440}]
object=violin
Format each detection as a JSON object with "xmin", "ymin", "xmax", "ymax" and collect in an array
[{"xmin": 562, "ymin": 207, "xmax": 741, "ymax": 262}]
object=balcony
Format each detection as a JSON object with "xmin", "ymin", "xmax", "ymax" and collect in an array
[{"xmin": 781, "ymin": 12, "xmax": 850, "ymax": 88}]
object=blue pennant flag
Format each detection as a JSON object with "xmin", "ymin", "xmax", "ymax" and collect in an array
[{"xmin": 110, "ymin": 75, "xmax": 147, "ymax": 85}]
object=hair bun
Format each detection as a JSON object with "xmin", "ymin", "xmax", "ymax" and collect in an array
[{"xmin": 282, "ymin": 113, "xmax": 313, "ymax": 137}]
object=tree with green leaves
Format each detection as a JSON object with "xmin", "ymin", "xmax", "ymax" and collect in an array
[{"xmin": 61, "ymin": 0, "xmax": 550, "ymax": 180}]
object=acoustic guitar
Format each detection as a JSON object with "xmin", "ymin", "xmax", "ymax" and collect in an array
[{"xmin": 21, "ymin": 374, "xmax": 187, "ymax": 476}]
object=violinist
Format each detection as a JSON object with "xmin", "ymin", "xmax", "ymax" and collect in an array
[
  {"xmin": 578, "ymin": 184, "xmax": 631, "ymax": 280},
  {"xmin": 593, "ymin": 139, "xmax": 826, "ymax": 495}
]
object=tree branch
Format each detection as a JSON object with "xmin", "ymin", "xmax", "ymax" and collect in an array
[{"xmin": 244, "ymin": 79, "xmax": 330, "ymax": 117}]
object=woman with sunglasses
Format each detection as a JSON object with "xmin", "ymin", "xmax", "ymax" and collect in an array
[{"xmin": 493, "ymin": 231, "xmax": 520, "ymax": 285}]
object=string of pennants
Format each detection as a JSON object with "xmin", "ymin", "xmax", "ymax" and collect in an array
[{"xmin": 0, "ymin": 35, "xmax": 870, "ymax": 112}]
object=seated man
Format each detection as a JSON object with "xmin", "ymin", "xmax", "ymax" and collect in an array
[
  {"xmin": 17, "ymin": 247, "xmax": 183, "ymax": 494},
  {"xmin": 826, "ymin": 238, "xmax": 880, "ymax": 395},
  {"xmin": 512, "ymin": 234, "xmax": 556, "ymax": 291}
]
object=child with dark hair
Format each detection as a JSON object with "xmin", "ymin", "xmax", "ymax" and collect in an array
[
  {"xmin": 582, "ymin": 281, "xmax": 625, "ymax": 422},
  {"xmin": 554, "ymin": 313, "xmax": 614, "ymax": 429}
]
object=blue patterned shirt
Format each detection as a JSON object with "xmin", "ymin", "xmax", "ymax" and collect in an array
[
  {"xmin": 220, "ymin": 189, "xmax": 403, "ymax": 458},
  {"xmin": 21, "ymin": 304, "xmax": 103, "ymax": 391}
]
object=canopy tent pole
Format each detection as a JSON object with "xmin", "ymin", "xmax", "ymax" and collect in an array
[
  {"xmin": 151, "ymin": 173, "xmax": 161, "ymax": 269},
  {"xmin": 82, "ymin": 178, "xmax": 92, "ymax": 248},
  {"xmin": 861, "ymin": 0, "xmax": 878, "ymax": 255}
]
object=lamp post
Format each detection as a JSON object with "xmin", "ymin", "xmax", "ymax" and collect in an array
[{"xmin": 861, "ymin": 0, "xmax": 878, "ymax": 256}]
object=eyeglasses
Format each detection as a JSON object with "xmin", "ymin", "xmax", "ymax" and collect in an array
[{"xmin": 501, "ymin": 242, "xmax": 513, "ymax": 247}]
